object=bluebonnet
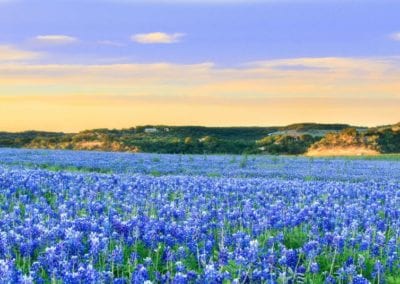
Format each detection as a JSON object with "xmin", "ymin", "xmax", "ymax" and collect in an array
[
  {"xmin": 0, "ymin": 148, "xmax": 399, "ymax": 282},
  {"xmin": 352, "ymin": 274, "xmax": 370, "ymax": 284},
  {"xmin": 310, "ymin": 262, "xmax": 319, "ymax": 273}
]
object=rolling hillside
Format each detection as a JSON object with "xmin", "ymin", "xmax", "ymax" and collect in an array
[{"xmin": 0, "ymin": 123, "xmax": 399, "ymax": 155}]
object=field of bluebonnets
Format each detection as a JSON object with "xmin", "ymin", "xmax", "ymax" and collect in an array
[{"xmin": 0, "ymin": 148, "xmax": 399, "ymax": 283}]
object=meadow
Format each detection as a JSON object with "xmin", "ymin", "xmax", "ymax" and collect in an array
[{"xmin": 0, "ymin": 148, "xmax": 399, "ymax": 283}]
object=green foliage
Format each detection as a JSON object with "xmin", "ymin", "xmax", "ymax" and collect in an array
[
  {"xmin": 150, "ymin": 170, "xmax": 162, "ymax": 177},
  {"xmin": 43, "ymin": 190, "xmax": 57, "ymax": 209},
  {"xmin": 207, "ymin": 172, "xmax": 221, "ymax": 178},
  {"xmin": 1, "ymin": 123, "xmax": 400, "ymax": 155},
  {"xmin": 35, "ymin": 163, "xmax": 113, "ymax": 174},
  {"xmin": 378, "ymin": 129, "xmax": 400, "ymax": 153},
  {"xmin": 257, "ymin": 134, "xmax": 319, "ymax": 155},
  {"xmin": 239, "ymin": 154, "xmax": 248, "ymax": 168},
  {"xmin": 282, "ymin": 123, "xmax": 354, "ymax": 132},
  {"xmin": 283, "ymin": 226, "xmax": 308, "ymax": 249}
]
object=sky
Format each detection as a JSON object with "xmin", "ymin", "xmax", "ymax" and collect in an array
[{"xmin": 0, "ymin": 0, "xmax": 399, "ymax": 132}]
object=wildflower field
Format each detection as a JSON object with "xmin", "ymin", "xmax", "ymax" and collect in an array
[{"xmin": 0, "ymin": 149, "xmax": 399, "ymax": 283}]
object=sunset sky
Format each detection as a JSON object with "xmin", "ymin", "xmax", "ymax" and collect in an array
[{"xmin": 0, "ymin": 0, "xmax": 399, "ymax": 132}]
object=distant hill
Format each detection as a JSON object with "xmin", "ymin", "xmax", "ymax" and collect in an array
[
  {"xmin": 306, "ymin": 128, "xmax": 380, "ymax": 156},
  {"xmin": 280, "ymin": 123, "xmax": 355, "ymax": 132},
  {"xmin": 0, "ymin": 131, "xmax": 65, "ymax": 148},
  {"xmin": 0, "ymin": 123, "xmax": 399, "ymax": 155},
  {"xmin": 269, "ymin": 123, "xmax": 366, "ymax": 138},
  {"xmin": 367, "ymin": 122, "xmax": 400, "ymax": 133}
]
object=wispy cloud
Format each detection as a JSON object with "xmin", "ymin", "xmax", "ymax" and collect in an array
[
  {"xmin": 1, "ymin": 56, "xmax": 399, "ymax": 131},
  {"xmin": 0, "ymin": 45, "xmax": 41, "ymax": 62},
  {"xmin": 97, "ymin": 40, "xmax": 125, "ymax": 47},
  {"xmin": 131, "ymin": 32, "xmax": 185, "ymax": 44},
  {"xmin": 390, "ymin": 32, "xmax": 400, "ymax": 41},
  {"xmin": 1, "ymin": 57, "xmax": 399, "ymax": 98},
  {"xmin": 33, "ymin": 35, "xmax": 78, "ymax": 45},
  {"xmin": 270, "ymin": 64, "xmax": 328, "ymax": 71}
]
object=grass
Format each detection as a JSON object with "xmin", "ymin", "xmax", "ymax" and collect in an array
[
  {"xmin": 38, "ymin": 164, "xmax": 113, "ymax": 174},
  {"xmin": 311, "ymin": 154, "xmax": 400, "ymax": 161}
]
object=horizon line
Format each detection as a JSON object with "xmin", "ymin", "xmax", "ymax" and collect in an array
[{"xmin": 2, "ymin": 121, "xmax": 398, "ymax": 134}]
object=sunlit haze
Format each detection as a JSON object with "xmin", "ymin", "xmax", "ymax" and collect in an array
[{"xmin": 1, "ymin": 0, "xmax": 399, "ymax": 132}]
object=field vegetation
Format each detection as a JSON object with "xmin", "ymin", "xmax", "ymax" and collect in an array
[
  {"xmin": 1, "ymin": 123, "xmax": 399, "ymax": 156},
  {"xmin": 0, "ymin": 149, "xmax": 399, "ymax": 282}
]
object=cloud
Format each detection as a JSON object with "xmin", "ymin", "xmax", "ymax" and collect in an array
[
  {"xmin": 1, "ymin": 56, "xmax": 399, "ymax": 131},
  {"xmin": 270, "ymin": 64, "xmax": 328, "ymax": 71},
  {"xmin": 0, "ymin": 56, "xmax": 399, "ymax": 98},
  {"xmin": 97, "ymin": 40, "xmax": 125, "ymax": 47},
  {"xmin": 0, "ymin": 45, "xmax": 41, "ymax": 62},
  {"xmin": 390, "ymin": 32, "xmax": 400, "ymax": 41},
  {"xmin": 33, "ymin": 35, "xmax": 78, "ymax": 45},
  {"xmin": 131, "ymin": 32, "xmax": 185, "ymax": 44}
]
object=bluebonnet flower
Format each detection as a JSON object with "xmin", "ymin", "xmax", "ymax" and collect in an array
[
  {"xmin": 203, "ymin": 263, "xmax": 221, "ymax": 283},
  {"xmin": 310, "ymin": 262, "xmax": 319, "ymax": 274},
  {"xmin": 345, "ymin": 264, "xmax": 358, "ymax": 278},
  {"xmin": 372, "ymin": 260, "xmax": 384, "ymax": 283},
  {"xmin": 297, "ymin": 265, "xmax": 306, "ymax": 274},
  {"xmin": 0, "ymin": 259, "xmax": 12, "ymax": 281},
  {"xmin": 352, "ymin": 274, "xmax": 370, "ymax": 284},
  {"xmin": 132, "ymin": 265, "xmax": 149, "ymax": 283},
  {"xmin": 175, "ymin": 261, "xmax": 185, "ymax": 273},
  {"xmin": 333, "ymin": 235, "xmax": 345, "ymax": 251},
  {"xmin": 371, "ymin": 244, "xmax": 381, "ymax": 257},
  {"xmin": 186, "ymin": 270, "xmax": 198, "ymax": 282},
  {"xmin": 111, "ymin": 246, "xmax": 124, "ymax": 265},
  {"xmin": 0, "ymin": 149, "xmax": 400, "ymax": 282},
  {"xmin": 19, "ymin": 274, "xmax": 34, "ymax": 284},
  {"xmin": 359, "ymin": 239, "xmax": 369, "ymax": 251},
  {"xmin": 279, "ymin": 249, "xmax": 298, "ymax": 269},
  {"xmin": 113, "ymin": 277, "xmax": 127, "ymax": 284},
  {"xmin": 324, "ymin": 275, "xmax": 336, "ymax": 284},
  {"xmin": 172, "ymin": 272, "xmax": 187, "ymax": 284},
  {"xmin": 303, "ymin": 240, "xmax": 320, "ymax": 259}
]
